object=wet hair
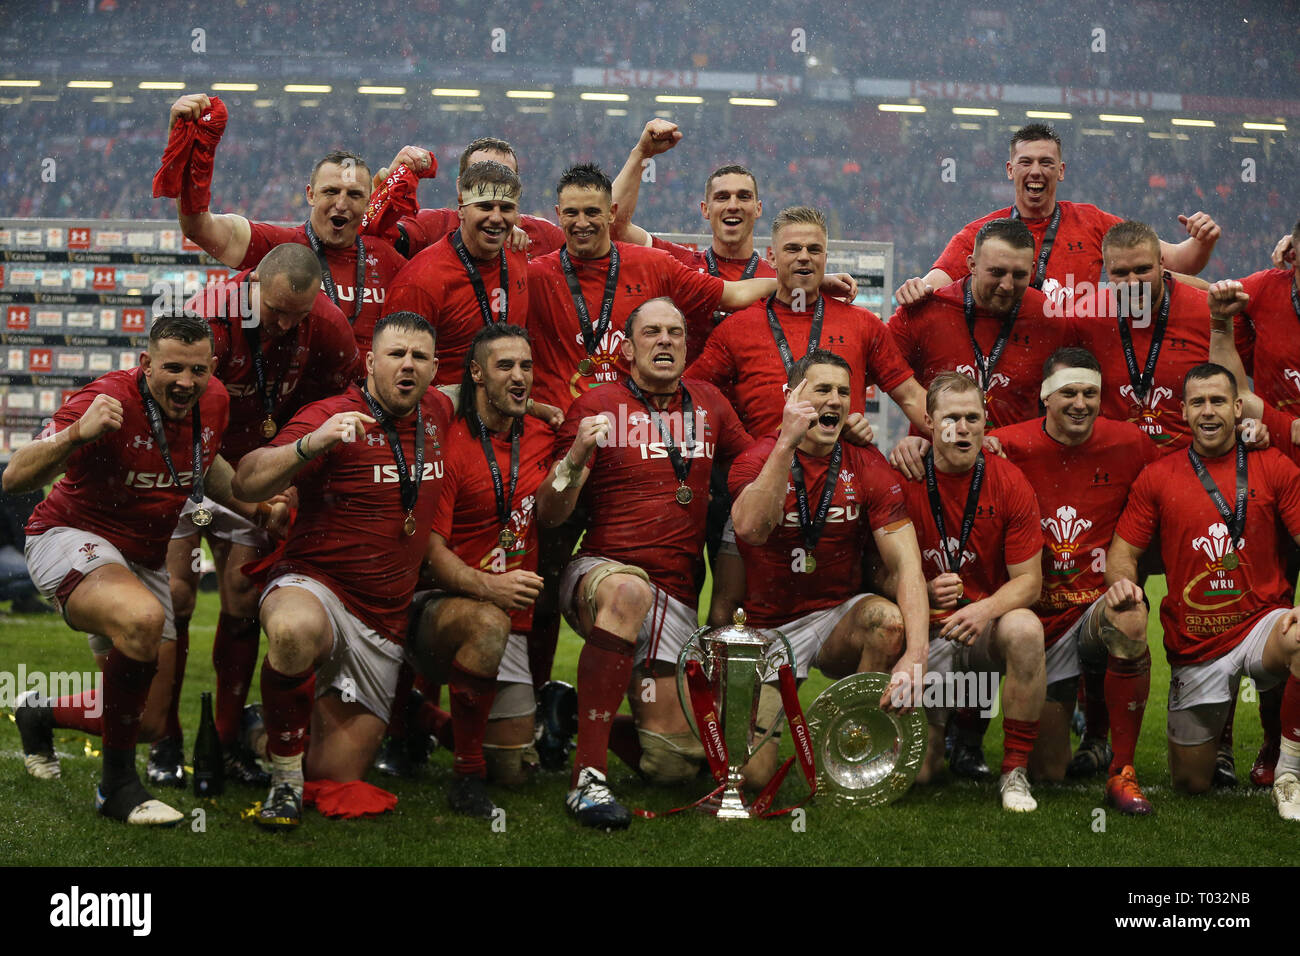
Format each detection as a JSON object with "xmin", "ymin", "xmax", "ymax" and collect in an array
[
  {"xmin": 556, "ymin": 162, "xmax": 613, "ymax": 200},
  {"xmin": 788, "ymin": 348, "xmax": 850, "ymax": 389},
  {"xmin": 1009, "ymin": 122, "xmax": 1062, "ymax": 157},
  {"xmin": 1183, "ymin": 362, "xmax": 1237, "ymax": 397},
  {"xmin": 926, "ymin": 370, "xmax": 983, "ymax": 415},
  {"xmin": 372, "ymin": 311, "xmax": 436, "ymax": 348},
  {"xmin": 310, "ymin": 149, "xmax": 370, "ymax": 188},
  {"xmin": 459, "ymin": 137, "xmax": 517, "ymax": 178},
  {"xmin": 459, "ymin": 323, "xmax": 532, "ymax": 422},
  {"xmin": 1042, "ymin": 346, "xmax": 1101, "ymax": 380},
  {"xmin": 257, "ymin": 242, "xmax": 322, "ymax": 294},
  {"xmin": 149, "ymin": 312, "xmax": 213, "ymax": 349},
  {"xmin": 973, "ymin": 217, "xmax": 1034, "ymax": 254},
  {"xmin": 459, "ymin": 160, "xmax": 523, "ymax": 202},
  {"xmin": 771, "ymin": 205, "xmax": 827, "ymax": 243},
  {"xmin": 705, "ymin": 164, "xmax": 758, "ymax": 201}
]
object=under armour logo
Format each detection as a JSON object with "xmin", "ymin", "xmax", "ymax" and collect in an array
[
  {"xmin": 366, "ymin": 433, "xmax": 385, "ymax": 446},
  {"xmin": 587, "ymin": 709, "xmax": 612, "ymax": 722},
  {"xmin": 131, "ymin": 434, "xmax": 154, "ymax": 449}
]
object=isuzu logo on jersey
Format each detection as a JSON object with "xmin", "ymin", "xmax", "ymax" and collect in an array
[
  {"xmin": 923, "ymin": 539, "xmax": 977, "ymax": 575},
  {"xmin": 125, "ymin": 469, "xmax": 195, "ymax": 489},
  {"xmin": 1120, "ymin": 383, "xmax": 1175, "ymax": 440},
  {"xmin": 334, "ymin": 285, "xmax": 386, "ymax": 305},
  {"xmin": 1042, "ymin": 504, "xmax": 1092, "ymax": 565},
  {"xmin": 782, "ymin": 504, "xmax": 860, "ymax": 527},
  {"xmin": 371, "ymin": 462, "xmax": 444, "ymax": 482},
  {"xmin": 596, "ymin": 404, "xmax": 710, "ymax": 452}
]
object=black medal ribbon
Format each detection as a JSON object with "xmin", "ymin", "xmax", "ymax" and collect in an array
[
  {"xmin": 360, "ymin": 385, "xmax": 425, "ymax": 526},
  {"xmin": 1291, "ymin": 279, "xmax": 1300, "ymax": 322},
  {"xmin": 923, "ymin": 450, "xmax": 985, "ymax": 574},
  {"xmin": 304, "ymin": 220, "xmax": 366, "ymax": 324},
  {"xmin": 707, "ymin": 249, "xmax": 760, "ymax": 325},
  {"xmin": 451, "ymin": 228, "xmax": 508, "ymax": 326},
  {"xmin": 962, "ymin": 276, "xmax": 1018, "ymax": 392},
  {"xmin": 625, "ymin": 377, "xmax": 695, "ymax": 488},
  {"xmin": 1116, "ymin": 274, "xmax": 1172, "ymax": 405},
  {"xmin": 789, "ymin": 442, "xmax": 842, "ymax": 554},
  {"xmin": 243, "ymin": 322, "xmax": 292, "ymax": 430},
  {"xmin": 765, "ymin": 292, "xmax": 824, "ymax": 377},
  {"xmin": 1010, "ymin": 202, "xmax": 1062, "ymax": 289},
  {"xmin": 560, "ymin": 245, "xmax": 620, "ymax": 360},
  {"xmin": 477, "ymin": 415, "xmax": 521, "ymax": 536},
  {"xmin": 1188, "ymin": 440, "xmax": 1248, "ymax": 550},
  {"xmin": 136, "ymin": 371, "xmax": 204, "ymax": 509}
]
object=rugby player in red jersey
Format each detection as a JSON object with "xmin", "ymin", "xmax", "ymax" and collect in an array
[
  {"xmin": 232, "ymin": 312, "xmax": 453, "ymax": 829},
  {"xmin": 1070, "ymin": 221, "xmax": 1215, "ymax": 454},
  {"xmin": 729, "ymin": 350, "xmax": 929, "ymax": 785},
  {"xmin": 1208, "ymin": 279, "xmax": 1300, "ymax": 787},
  {"xmin": 1230, "ymin": 218, "xmax": 1300, "ymax": 416},
  {"xmin": 535, "ymin": 297, "xmax": 752, "ymax": 829},
  {"xmin": 406, "ymin": 323, "xmax": 554, "ymax": 816},
  {"xmin": 690, "ymin": 205, "xmax": 926, "ymax": 625},
  {"xmin": 376, "ymin": 136, "xmax": 564, "ymax": 261},
  {"xmin": 889, "ymin": 218, "xmax": 1069, "ymax": 433},
  {"xmin": 166, "ymin": 93, "xmax": 408, "ymax": 353},
  {"xmin": 6, "ymin": 314, "xmax": 281, "ymax": 824},
  {"xmin": 386, "ymin": 162, "xmax": 530, "ymax": 387},
  {"xmin": 895, "ymin": 123, "xmax": 1219, "ymax": 309},
  {"xmin": 898, "ymin": 373, "xmax": 1047, "ymax": 811},
  {"xmin": 155, "ymin": 243, "xmax": 359, "ymax": 789},
  {"xmin": 1107, "ymin": 363, "xmax": 1300, "ymax": 820},
  {"xmin": 992, "ymin": 347, "xmax": 1160, "ymax": 812},
  {"xmin": 609, "ymin": 119, "xmax": 780, "ymax": 363}
]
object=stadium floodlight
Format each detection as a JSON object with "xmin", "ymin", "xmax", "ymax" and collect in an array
[
  {"xmin": 67, "ymin": 80, "xmax": 113, "ymax": 89},
  {"xmin": 506, "ymin": 90, "xmax": 555, "ymax": 99},
  {"xmin": 656, "ymin": 95, "xmax": 703, "ymax": 104},
  {"xmin": 138, "ymin": 82, "xmax": 185, "ymax": 90},
  {"xmin": 0, "ymin": 79, "xmax": 41, "ymax": 87},
  {"xmin": 1099, "ymin": 114, "xmax": 1144, "ymax": 123},
  {"xmin": 606, "ymin": 108, "xmax": 628, "ymax": 116},
  {"xmin": 358, "ymin": 86, "xmax": 406, "ymax": 95},
  {"xmin": 731, "ymin": 97, "xmax": 778, "ymax": 107},
  {"xmin": 212, "ymin": 83, "xmax": 258, "ymax": 91},
  {"xmin": 253, "ymin": 99, "xmax": 275, "ymax": 108},
  {"xmin": 284, "ymin": 84, "xmax": 331, "ymax": 93},
  {"xmin": 1230, "ymin": 136, "xmax": 1259, "ymax": 144},
  {"xmin": 1081, "ymin": 128, "xmax": 1115, "ymax": 136},
  {"xmin": 1243, "ymin": 122, "xmax": 1286, "ymax": 131},
  {"xmin": 580, "ymin": 92, "xmax": 630, "ymax": 102},
  {"xmin": 878, "ymin": 103, "xmax": 925, "ymax": 113},
  {"xmin": 1026, "ymin": 110, "xmax": 1072, "ymax": 119},
  {"xmin": 1171, "ymin": 118, "xmax": 1215, "ymax": 127},
  {"xmin": 432, "ymin": 88, "xmax": 480, "ymax": 97},
  {"xmin": 953, "ymin": 107, "xmax": 998, "ymax": 116}
]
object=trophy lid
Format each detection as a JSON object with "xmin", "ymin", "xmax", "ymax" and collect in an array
[{"xmin": 698, "ymin": 607, "xmax": 769, "ymax": 649}]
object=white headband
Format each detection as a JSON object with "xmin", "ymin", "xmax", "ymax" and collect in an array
[
  {"xmin": 1040, "ymin": 367, "xmax": 1102, "ymax": 400},
  {"xmin": 459, "ymin": 183, "xmax": 521, "ymax": 206}
]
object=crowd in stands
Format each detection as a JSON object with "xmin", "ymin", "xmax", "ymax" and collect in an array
[{"xmin": 3, "ymin": 0, "xmax": 1297, "ymax": 97}]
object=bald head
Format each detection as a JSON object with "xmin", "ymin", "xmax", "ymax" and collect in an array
[{"xmin": 257, "ymin": 242, "xmax": 322, "ymax": 294}]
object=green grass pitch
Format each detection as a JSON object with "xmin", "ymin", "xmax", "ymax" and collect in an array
[{"xmin": 0, "ymin": 574, "xmax": 1289, "ymax": 867}]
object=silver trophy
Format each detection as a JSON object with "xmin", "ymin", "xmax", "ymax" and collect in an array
[{"xmin": 677, "ymin": 609, "xmax": 795, "ymax": 820}]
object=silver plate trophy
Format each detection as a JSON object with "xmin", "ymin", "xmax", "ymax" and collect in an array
[
  {"xmin": 676, "ymin": 608, "xmax": 795, "ymax": 820},
  {"xmin": 805, "ymin": 672, "xmax": 927, "ymax": 807}
]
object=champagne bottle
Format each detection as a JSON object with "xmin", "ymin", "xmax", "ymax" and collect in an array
[{"xmin": 193, "ymin": 691, "xmax": 225, "ymax": 797}]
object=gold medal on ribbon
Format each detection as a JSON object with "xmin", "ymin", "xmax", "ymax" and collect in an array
[
  {"xmin": 804, "ymin": 554, "xmax": 817, "ymax": 573},
  {"xmin": 675, "ymin": 485, "xmax": 693, "ymax": 505},
  {"xmin": 577, "ymin": 357, "xmax": 594, "ymax": 376},
  {"xmin": 1221, "ymin": 552, "xmax": 1239, "ymax": 571},
  {"xmin": 192, "ymin": 507, "xmax": 214, "ymax": 527},
  {"xmin": 499, "ymin": 528, "xmax": 517, "ymax": 549},
  {"xmin": 403, "ymin": 512, "xmax": 417, "ymax": 537},
  {"xmin": 261, "ymin": 417, "xmax": 277, "ymax": 439}
]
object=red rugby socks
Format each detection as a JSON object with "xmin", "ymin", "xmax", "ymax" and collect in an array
[
  {"xmin": 572, "ymin": 626, "xmax": 635, "ymax": 786},
  {"xmin": 1105, "ymin": 651, "xmax": 1150, "ymax": 774},
  {"xmin": 213, "ymin": 612, "xmax": 260, "ymax": 745}
]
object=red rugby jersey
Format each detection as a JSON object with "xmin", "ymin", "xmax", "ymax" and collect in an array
[
  {"xmin": 401, "ymin": 208, "xmax": 564, "ymax": 261},
  {"xmin": 1260, "ymin": 401, "xmax": 1300, "ymax": 466},
  {"xmin": 267, "ymin": 384, "xmax": 454, "ymax": 643},
  {"xmin": 526, "ymin": 241, "xmax": 724, "ymax": 412},
  {"xmin": 1069, "ymin": 276, "xmax": 1211, "ymax": 454},
  {"xmin": 385, "ymin": 234, "xmax": 530, "ymax": 387},
  {"xmin": 1233, "ymin": 268, "xmax": 1300, "ymax": 413},
  {"xmin": 26, "ymin": 369, "xmax": 230, "ymax": 569},
  {"xmin": 993, "ymin": 416, "xmax": 1159, "ymax": 645},
  {"xmin": 186, "ymin": 270, "xmax": 358, "ymax": 464},
  {"xmin": 238, "ymin": 222, "xmax": 406, "ymax": 353},
  {"xmin": 728, "ymin": 435, "xmax": 910, "ymax": 629},
  {"xmin": 1115, "ymin": 445, "xmax": 1300, "ymax": 666},
  {"xmin": 931, "ymin": 201, "xmax": 1123, "ymax": 307},
  {"xmin": 649, "ymin": 236, "xmax": 777, "ymax": 364},
  {"xmin": 689, "ymin": 293, "xmax": 913, "ymax": 436},
  {"xmin": 431, "ymin": 414, "xmax": 554, "ymax": 632},
  {"xmin": 899, "ymin": 452, "xmax": 1043, "ymax": 629},
  {"xmin": 557, "ymin": 377, "xmax": 751, "ymax": 605},
  {"xmin": 889, "ymin": 281, "xmax": 1067, "ymax": 429}
]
